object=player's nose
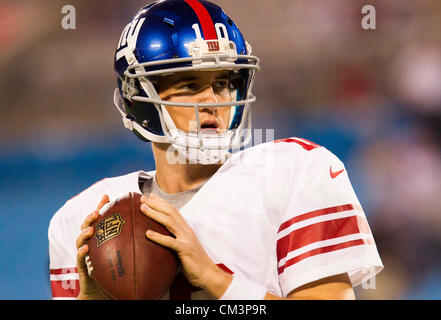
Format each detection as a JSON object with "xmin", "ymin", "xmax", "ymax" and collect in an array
[
  {"xmin": 197, "ymin": 86, "xmax": 218, "ymax": 104},
  {"xmin": 197, "ymin": 86, "xmax": 218, "ymax": 115}
]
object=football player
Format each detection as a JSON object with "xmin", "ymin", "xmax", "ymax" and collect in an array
[{"xmin": 48, "ymin": 0, "xmax": 383, "ymax": 300}]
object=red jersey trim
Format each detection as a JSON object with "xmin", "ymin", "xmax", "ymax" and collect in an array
[
  {"xmin": 274, "ymin": 137, "xmax": 320, "ymax": 151},
  {"xmin": 50, "ymin": 267, "xmax": 78, "ymax": 275},
  {"xmin": 278, "ymin": 204, "xmax": 363, "ymax": 233},
  {"xmin": 278, "ymin": 238, "xmax": 375, "ymax": 274},
  {"xmin": 51, "ymin": 279, "xmax": 80, "ymax": 298},
  {"xmin": 277, "ymin": 215, "xmax": 372, "ymax": 263}
]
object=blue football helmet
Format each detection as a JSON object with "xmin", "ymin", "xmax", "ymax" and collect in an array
[{"xmin": 113, "ymin": 0, "xmax": 260, "ymax": 164}]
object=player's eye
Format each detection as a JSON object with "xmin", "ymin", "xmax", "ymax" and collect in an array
[
  {"xmin": 177, "ymin": 82, "xmax": 198, "ymax": 92},
  {"xmin": 212, "ymin": 80, "xmax": 230, "ymax": 92}
]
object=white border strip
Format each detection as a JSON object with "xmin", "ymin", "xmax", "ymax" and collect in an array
[{"xmin": 50, "ymin": 273, "xmax": 79, "ymax": 281}]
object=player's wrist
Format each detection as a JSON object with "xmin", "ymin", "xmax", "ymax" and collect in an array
[
  {"xmin": 76, "ymin": 293, "xmax": 91, "ymax": 300},
  {"xmin": 200, "ymin": 264, "xmax": 233, "ymax": 300},
  {"xmin": 219, "ymin": 275, "xmax": 267, "ymax": 300}
]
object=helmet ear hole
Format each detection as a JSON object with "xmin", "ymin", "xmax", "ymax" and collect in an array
[{"xmin": 129, "ymin": 101, "xmax": 165, "ymax": 138}]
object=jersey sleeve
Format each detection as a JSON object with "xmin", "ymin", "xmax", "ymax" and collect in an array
[
  {"xmin": 48, "ymin": 209, "xmax": 81, "ymax": 300},
  {"xmin": 276, "ymin": 146, "xmax": 383, "ymax": 297},
  {"xmin": 47, "ymin": 171, "xmax": 148, "ymax": 300}
]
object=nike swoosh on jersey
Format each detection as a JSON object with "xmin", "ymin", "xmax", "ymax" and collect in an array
[{"xmin": 330, "ymin": 166, "xmax": 345, "ymax": 179}]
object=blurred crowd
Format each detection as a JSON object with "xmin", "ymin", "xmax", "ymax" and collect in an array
[{"xmin": 0, "ymin": 0, "xmax": 440, "ymax": 299}]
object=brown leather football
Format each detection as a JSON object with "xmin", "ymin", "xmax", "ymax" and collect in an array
[{"xmin": 87, "ymin": 192, "xmax": 178, "ymax": 299}]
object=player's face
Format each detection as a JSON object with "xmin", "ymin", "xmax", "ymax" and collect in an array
[{"xmin": 156, "ymin": 70, "xmax": 234, "ymax": 134}]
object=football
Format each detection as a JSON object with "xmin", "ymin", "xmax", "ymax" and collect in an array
[{"xmin": 86, "ymin": 192, "xmax": 178, "ymax": 299}]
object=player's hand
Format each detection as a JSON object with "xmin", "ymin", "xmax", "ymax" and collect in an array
[
  {"xmin": 140, "ymin": 193, "xmax": 232, "ymax": 299},
  {"xmin": 76, "ymin": 195, "xmax": 112, "ymax": 300}
]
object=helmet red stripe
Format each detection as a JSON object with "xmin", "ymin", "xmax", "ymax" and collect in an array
[{"xmin": 184, "ymin": 0, "xmax": 218, "ymax": 40}]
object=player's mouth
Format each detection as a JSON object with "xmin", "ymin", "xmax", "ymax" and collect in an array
[{"xmin": 200, "ymin": 119, "xmax": 221, "ymax": 134}]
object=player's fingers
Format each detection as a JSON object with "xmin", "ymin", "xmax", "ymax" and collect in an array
[
  {"xmin": 96, "ymin": 194, "xmax": 110, "ymax": 211},
  {"xmin": 76, "ymin": 226, "xmax": 94, "ymax": 249},
  {"xmin": 140, "ymin": 204, "xmax": 178, "ymax": 235},
  {"xmin": 141, "ymin": 194, "xmax": 173, "ymax": 214},
  {"xmin": 76, "ymin": 244, "xmax": 88, "ymax": 273},
  {"xmin": 79, "ymin": 195, "xmax": 109, "ymax": 230},
  {"xmin": 81, "ymin": 210, "xmax": 99, "ymax": 230},
  {"xmin": 145, "ymin": 230, "xmax": 178, "ymax": 251},
  {"xmin": 77, "ymin": 244, "xmax": 88, "ymax": 259},
  {"xmin": 142, "ymin": 194, "xmax": 183, "ymax": 221}
]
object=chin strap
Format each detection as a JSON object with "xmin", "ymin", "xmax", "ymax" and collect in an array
[{"xmin": 113, "ymin": 89, "xmax": 133, "ymax": 130}]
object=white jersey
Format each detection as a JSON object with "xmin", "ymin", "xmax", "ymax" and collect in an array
[{"xmin": 48, "ymin": 137, "xmax": 383, "ymax": 299}]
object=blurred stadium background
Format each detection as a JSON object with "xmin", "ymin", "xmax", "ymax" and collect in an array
[{"xmin": 0, "ymin": 0, "xmax": 440, "ymax": 299}]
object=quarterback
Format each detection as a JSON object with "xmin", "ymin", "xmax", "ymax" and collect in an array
[{"xmin": 48, "ymin": 0, "xmax": 383, "ymax": 300}]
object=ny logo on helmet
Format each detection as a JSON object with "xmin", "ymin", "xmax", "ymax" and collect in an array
[
  {"xmin": 207, "ymin": 41, "xmax": 220, "ymax": 52},
  {"xmin": 115, "ymin": 18, "xmax": 146, "ymax": 62}
]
